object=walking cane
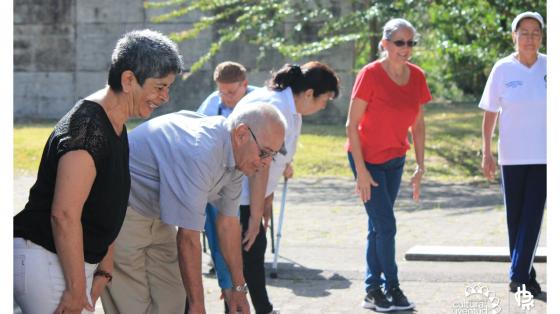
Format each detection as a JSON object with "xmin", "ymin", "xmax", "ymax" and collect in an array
[
  {"xmin": 202, "ymin": 231, "xmax": 207, "ymax": 253},
  {"xmin": 270, "ymin": 177, "xmax": 288, "ymax": 278},
  {"xmin": 270, "ymin": 204, "xmax": 275, "ymax": 254}
]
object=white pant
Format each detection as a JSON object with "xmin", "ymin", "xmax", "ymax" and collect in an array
[{"xmin": 13, "ymin": 238, "xmax": 97, "ymax": 314}]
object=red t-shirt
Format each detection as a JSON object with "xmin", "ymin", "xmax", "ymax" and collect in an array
[{"xmin": 346, "ymin": 60, "xmax": 432, "ymax": 164}]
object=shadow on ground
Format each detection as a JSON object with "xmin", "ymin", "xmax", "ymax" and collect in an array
[
  {"xmin": 286, "ymin": 178, "xmax": 503, "ymax": 214},
  {"xmin": 202, "ymin": 260, "xmax": 352, "ymax": 298},
  {"xmin": 263, "ymin": 261, "xmax": 352, "ymax": 298}
]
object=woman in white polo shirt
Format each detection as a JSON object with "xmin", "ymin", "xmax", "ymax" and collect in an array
[
  {"xmin": 207, "ymin": 62, "xmax": 340, "ymax": 314},
  {"xmin": 479, "ymin": 11, "xmax": 546, "ymax": 297}
]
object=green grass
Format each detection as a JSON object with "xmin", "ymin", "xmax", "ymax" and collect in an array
[
  {"xmin": 13, "ymin": 124, "xmax": 54, "ymax": 174},
  {"xmin": 14, "ymin": 103, "xmax": 495, "ymax": 183},
  {"xmin": 295, "ymin": 124, "xmax": 351, "ymax": 177},
  {"xmin": 297, "ymin": 102, "xmax": 493, "ymax": 182},
  {"xmin": 421, "ymin": 102, "xmax": 490, "ymax": 183}
]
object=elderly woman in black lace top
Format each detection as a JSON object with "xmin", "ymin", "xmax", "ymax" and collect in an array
[{"xmin": 13, "ymin": 29, "xmax": 183, "ymax": 314}]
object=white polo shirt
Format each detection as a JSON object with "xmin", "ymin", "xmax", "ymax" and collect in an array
[
  {"xmin": 479, "ymin": 53, "xmax": 547, "ymax": 165},
  {"xmin": 235, "ymin": 87, "xmax": 302, "ymax": 205}
]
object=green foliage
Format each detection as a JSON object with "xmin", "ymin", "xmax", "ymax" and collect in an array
[
  {"xmin": 145, "ymin": 0, "xmax": 421, "ymax": 69},
  {"xmin": 146, "ymin": 0, "xmax": 546, "ymax": 100},
  {"xmin": 421, "ymin": 0, "xmax": 547, "ymax": 99}
]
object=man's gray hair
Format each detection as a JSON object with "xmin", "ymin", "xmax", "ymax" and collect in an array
[
  {"xmin": 227, "ymin": 102, "xmax": 287, "ymax": 137},
  {"xmin": 378, "ymin": 18, "xmax": 417, "ymax": 58},
  {"xmin": 108, "ymin": 29, "xmax": 184, "ymax": 91}
]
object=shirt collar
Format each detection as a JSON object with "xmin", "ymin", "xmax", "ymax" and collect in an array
[
  {"xmin": 218, "ymin": 101, "xmax": 229, "ymax": 110},
  {"xmin": 223, "ymin": 121, "xmax": 236, "ymax": 171},
  {"xmin": 283, "ymin": 87, "xmax": 298, "ymax": 116}
]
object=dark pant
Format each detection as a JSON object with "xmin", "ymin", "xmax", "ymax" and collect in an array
[
  {"xmin": 187, "ymin": 205, "xmax": 273, "ymax": 314},
  {"xmin": 348, "ymin": 152, "xmax": 405, "ymax": 292},
  {"xmin": 238, "ymin": 204, "xmax": 273, "ymax": 314},
  {"xmin": 501, "ymin": 164, "xmax": 546, "ymax": 283}
]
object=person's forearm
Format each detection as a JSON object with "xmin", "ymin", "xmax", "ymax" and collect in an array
[
  {"xmin": 50, "ymin": 150, "xmax": 97, "ymax": 311},
  {"xmin": 51, "ymin": 210, "xmax": 87, "ymax": 294},
  {"xmin": 248, "ymin": 164, "xmax": 269, "ymax": 223},
  {"xmin": 346, "ymin": 123, "xmax": 367, "ymax": 173},
  {"xmin": 89, "ymin": 242, "xmax": 115, "ymax": 304},
  {"xmin": 97, "ymin": 243, "xmax": 114, "ymax": 273},
  {"xmin": 177, "ymin": 228, "xmax": 204, "ymax": 309},
  {"xmin": 94, "ymin": 242, "xmax": 115, "ymax": 286},
  {"xmin": 411, "ymin": 114, "xmax": 426, "ymax": 169},
  {"xmin": 264, "ymin": 193, "xmax": 274, "ymax": 212},
  {"xmin": 482, "ymin": 111, "xmax": 498, "ymax": 156},
  {"xmin": 216, "ymin": 215, "xmax": 245, "ymax": 286},
  {"xmin": 345, "ymin": 98, "xmax": 369, "ymax": 174}
]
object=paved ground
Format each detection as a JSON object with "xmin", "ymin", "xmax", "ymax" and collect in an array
[{"xmin": 14, "ymin": 175, "xmax": 548, "ymax": 313}]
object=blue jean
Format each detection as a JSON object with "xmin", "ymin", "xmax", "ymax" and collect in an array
[
  {"xmin": 206, "ymin": 204, "xmax": 273, "ymax": 314},
  {"xmin": 204, "ymin": 203, "xmax": 233, "ymax": 289},
  {"xmin": 348, "ymin": 152, "xmax": 405, "ymax": 292},
  {"xmin": 501, "ymin": 164, "xmax": 546, "ymax": 283}
]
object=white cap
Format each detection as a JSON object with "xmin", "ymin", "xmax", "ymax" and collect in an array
[{"xmin": 511, "ymin": 11, "xmax": 544, "ymax": 32}]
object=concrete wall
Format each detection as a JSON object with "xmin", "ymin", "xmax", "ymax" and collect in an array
[{"xmin": 14, "ymin": 0, "xmax": 356, "ymax": 123}]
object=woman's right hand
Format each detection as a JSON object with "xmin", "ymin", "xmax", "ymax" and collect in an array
[
  {"xmin": 356, "ymin": 169, "xmax": 378, "ymax": 202},
  {"xmin": 90, "ymin": 274, "xmax": 111, "ymax": 310},
  {"xmin": 481, "ymin": 154, "xmax": 497, "ymax": 181},
  {"xmin": 54, "ymin": 288, "xmax": 94, "ymax": 314}
]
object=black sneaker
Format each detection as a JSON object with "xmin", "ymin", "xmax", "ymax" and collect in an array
[
  {"xmin": 386, "ymin": 286, "xmax": 415, "ymax": 311},
  {"xmin": 361, "ymin": 288, "xmax": 392, "ymax": 312},
  {"xmin": 510, "ymin": 281, "xmax": 541, "ymax": 297},
  {"xmin": 528, "ymin": 278, "xmax": 542, "ymax": 296}
]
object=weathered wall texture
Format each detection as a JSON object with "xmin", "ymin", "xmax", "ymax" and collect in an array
[{"xmin": 14, "ymin": 0, "xmax": 355, "ymax": 123}]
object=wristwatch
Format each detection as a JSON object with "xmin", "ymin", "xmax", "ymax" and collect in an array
[{"xmin": 233, "ymin": 283, "xmax": 248, "ymax": 293}]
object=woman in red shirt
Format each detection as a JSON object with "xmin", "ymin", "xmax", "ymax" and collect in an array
[{"xmin": 346, "ymin": 18, "xmax": 431, "ymax": 312}]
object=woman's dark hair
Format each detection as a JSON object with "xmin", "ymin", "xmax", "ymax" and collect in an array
[
  {"xmin": 108, "ymin": 29, "xmax": 183, "ymax": 92},
  {"xmin": 267, "ymin": 61, "xmax": 340, "ymax": 98}
]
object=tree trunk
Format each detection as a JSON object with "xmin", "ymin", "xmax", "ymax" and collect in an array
[{"xmin": 368, "ymin": 14, "xmax": 379, "ymax": 61}]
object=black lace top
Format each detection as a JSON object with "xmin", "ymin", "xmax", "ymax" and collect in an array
[{"xmin": 14, "ymin": 100, "xmax": 130, "ymax": 264}]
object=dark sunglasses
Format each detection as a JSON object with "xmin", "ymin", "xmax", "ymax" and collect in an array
[{"xmin": 391, "ymin": 40, "xmax": 417, "ymax": 47}]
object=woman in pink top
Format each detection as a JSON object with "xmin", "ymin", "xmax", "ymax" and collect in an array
[{"xmin": 346, "ymin": 18, "xmax": 431, "ymax": 312}]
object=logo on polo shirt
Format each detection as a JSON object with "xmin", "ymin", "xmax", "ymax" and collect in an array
[{"xmin": 505, "ymin": 80, "xmax": 523, "ymax": 88}]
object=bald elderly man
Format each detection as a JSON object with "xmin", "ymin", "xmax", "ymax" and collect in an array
[{"xmin": 101, "ymin": 104, "xmax": 286, "ymax": 314}]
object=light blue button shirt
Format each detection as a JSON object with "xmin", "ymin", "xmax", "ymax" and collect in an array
[
  {"xmin": 197, "ymin": 85, "xmax": 257, "ymax": 118},
  {"xmin": 127, "ymin": 111, "xmax": 243, "ymax": 231}
]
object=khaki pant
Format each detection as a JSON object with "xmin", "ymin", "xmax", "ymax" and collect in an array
[{"xmin": 101, "ymin": 207, "xmax": 186, "ymax": 314}]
